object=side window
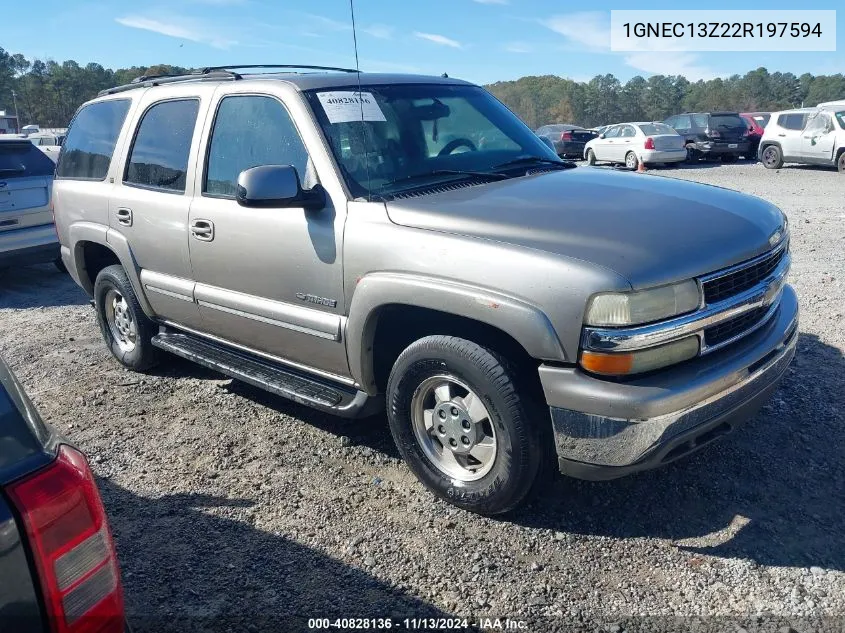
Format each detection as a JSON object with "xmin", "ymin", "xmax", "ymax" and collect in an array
[
  {"xmin": 620, "ymin": 125, "xmax": 636, "ymax": 138},
  {"xmin": 204, "ymin": 95, "xmax": 309, "ymax": 198},
  {"xmin": 603, "ymin": 126, "xmax": 620, "ymax": 138},
  {"xmin": 125, "ymin": 99, "xmax": 199, "ymax": 193},
  {"xmin": 56, "ymin": 99, "xmax": 130, "ymax": 180},
  {"xmin": 779, "ymin": 114, "xmax": 807, "ymax": 131},
  {"xmin": 803, "ymin": 113, "xmax": 831, "ymax": 135},
  {"xmin": 692, "ymin": 114, "xmax": 709, "ymax": 128}
]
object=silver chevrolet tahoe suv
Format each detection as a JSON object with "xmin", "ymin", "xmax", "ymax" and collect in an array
[{"xmin": 53, "ymin": 66, "xmax": 798, "ymax": 515}]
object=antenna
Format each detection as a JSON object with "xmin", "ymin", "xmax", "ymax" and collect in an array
[{"xmin": 349, "ymin": 0, "xmax": 372, "ymax": 200}]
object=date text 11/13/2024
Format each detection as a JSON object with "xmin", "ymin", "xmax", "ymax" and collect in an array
[{"xmin": 307, "ymin": 617, "xmax": 529, "ymax": 630}]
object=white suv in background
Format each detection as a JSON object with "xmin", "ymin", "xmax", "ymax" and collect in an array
[{"xmin": 759, "ymin": 106, "xmax": 845, "ymax": 174}]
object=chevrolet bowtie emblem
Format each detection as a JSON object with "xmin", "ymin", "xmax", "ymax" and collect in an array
[{"xmin": 769, "ymin": 229, "xmax": 783, "ymax": 247}]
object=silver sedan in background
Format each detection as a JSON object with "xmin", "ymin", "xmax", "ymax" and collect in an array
[{"xmin": 585, "ymin": 122, "xmax": 686, "ymax": 169}]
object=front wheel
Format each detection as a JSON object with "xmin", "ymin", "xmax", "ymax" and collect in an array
[
  {"xmin": 837, "ymin": 151, "xmax": 845, "ymax": 174},
  {"xmin": 625, "ymin": 151, "xmax": 639, "ymax": 170},
  {"xmin": 585, "ymin": 149, "xmax": 596, "ymax": 165},
  {"xmin": 386, "ymin": 336, "xmax": 542, "ymax": 515},
  {"xmin": 94, "ymin": 265, "xmax": 159, "ymax": 371},
  {"xmin": 761, "ymin": 145, "xmax": 783, "ymax": 170}
]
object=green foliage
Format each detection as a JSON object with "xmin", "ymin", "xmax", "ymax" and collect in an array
[
  {"xmin": 487, "ymin": 68, "xmax": 843, "ymax": 129},
  {"xmin": 0, "ymin": 48, "xmax": 190, "ymax": 127},
  {"xmin": 0, "ymin": 47, "xmax": 842, "ymax": 129}
]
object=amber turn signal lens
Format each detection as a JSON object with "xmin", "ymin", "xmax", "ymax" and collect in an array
[{"xmin": 580, "ymin": 351, "xmax": 635, "ymax": 375}]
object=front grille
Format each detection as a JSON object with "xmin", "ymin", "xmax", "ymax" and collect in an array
[
  {"xmin": 702, "ymin": 245, "xmax": 786, "ymax": 304},
  {"xmin": 704, "ymin": 306, "xmax": 770, "ymax": 347}
]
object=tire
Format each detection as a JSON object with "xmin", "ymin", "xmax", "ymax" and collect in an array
[
  {"xmin": 386, "ymin": 335, "xmax": 542, "ymax": 515},
  {"xmin": 94, "ymin": 265, "xmax": 159, "ymax": 371},
  {"xmin": 838, "ymin": 151, "xmax": 845, "ymax": 174},
  {"xmin": 625, "ymin": 151, "xmax": 639, "ymax": 170},
  {"xmin": 685, "ymin": 144, "xmax": 699, "ymax": 163},
  {"xmin": 721, "ymin": 154, "xmax": 738, "ymax": 163},
  {"xmin": 585, "ymin": 149, "xmax": 596, "ymax": 166},
  {"xmin": 761, "ymin": 145, "xmax": 783, "ymax": 170}
]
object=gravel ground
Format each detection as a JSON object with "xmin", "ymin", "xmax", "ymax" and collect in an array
[{"xmin": 1, "ymin": 161, "xmax": 843, "ymax": 633}]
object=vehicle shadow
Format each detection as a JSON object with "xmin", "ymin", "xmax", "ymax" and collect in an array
[
  {"xmin": 224, "ymin": 380, "xmax": 400, "ymax": 460},
  {"xmin": 98, "ymin": 478, "xmax": 455, "ymax": 632},
  {"xmin": 512, "ymin": 332, "xmax": 845, "ymax": 572},
  {"xmin": 0, "ymin": 264, "xmax": 89, "ymax": 309}
]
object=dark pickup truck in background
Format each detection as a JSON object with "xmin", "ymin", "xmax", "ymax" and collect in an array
[{"xmin": 0, "ymin": 356, "xmax": 126, "ymax": 633}]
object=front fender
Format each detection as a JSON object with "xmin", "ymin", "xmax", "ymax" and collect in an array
[{"xmin": 345, "ymin": 272, "xmax": 566, "ymax": 394}]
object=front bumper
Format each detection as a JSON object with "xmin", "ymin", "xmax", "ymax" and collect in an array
[{"xmin": 540, "ymin": 284, "xmax": 798, "ymax": 480}]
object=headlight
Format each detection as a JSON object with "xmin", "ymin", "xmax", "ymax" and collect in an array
[
  {"xmin": 585, "ymin": 280, "xmax": 701, "ymax": 327},
  {"xmin": 580, "ymin": 336, "xmax": 700, "ymax": 376}
]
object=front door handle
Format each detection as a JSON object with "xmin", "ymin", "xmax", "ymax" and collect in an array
[
  {"xmin": 190, "ymin": 219, "xmax": 214, "ymax": 242},
  {"xmin": 116, "ymin": 207, "xmax": 133, "ymax": 227}
]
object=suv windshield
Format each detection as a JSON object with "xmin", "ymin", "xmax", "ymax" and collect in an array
[{"xmin": 305, "ymin": 84, "xmax": 560, "ymax": 198}]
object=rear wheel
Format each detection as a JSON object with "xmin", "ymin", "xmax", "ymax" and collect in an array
[
  {"xmin": 94, "ymin": 265, "xmax": 159, "ymax": 371},
  {"xmin": 761, "ymin": 145, "xmax": 783, "ymax": 170},
  {"xmin": 625, "ymin": 151, "xmax": 639, "ymax": 170},
  {"xmin": 386, "ymin": 335, "xmax": 542, "ymax": 515},
  {"xmin": 685, "ymin": 144, "xmax": 699, "ymax": 162},
  {"xmin": 585, "ymin": 149, "xmax": 596, "ymax": 166}
]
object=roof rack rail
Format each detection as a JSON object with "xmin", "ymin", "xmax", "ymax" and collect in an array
[{"xmin": 98, "ymin": 64, "xmax": 358, "ymax": 96}]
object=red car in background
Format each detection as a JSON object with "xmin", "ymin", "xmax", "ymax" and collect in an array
[{"xmin": 741, "ymin": 112, "xmax": 771, "ymax": 159}]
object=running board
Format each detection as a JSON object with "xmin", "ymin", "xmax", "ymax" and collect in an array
[{"xmin": 151, "ymin": 331, "xmax": 380, "ymax": 418}]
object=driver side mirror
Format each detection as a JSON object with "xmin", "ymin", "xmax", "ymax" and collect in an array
[
  {"xmin": 599, "ymin": 133, "xmax": 606, "ymax": 139},
  {"xmin": 236, "ymin": 165, "xmax": 325, "ymax": 210}
]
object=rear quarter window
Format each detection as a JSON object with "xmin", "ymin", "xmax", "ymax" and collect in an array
[
  {"xmin": 0, "ymin": 141, "xmax": 56, "ymax": 178},
  {"xmin": 57, "ymin": 99, "xmax": 131, "ymax": 180},
  {"xmin": 709, "ymin": 114, "xmax": 744, "ymax": 129}
]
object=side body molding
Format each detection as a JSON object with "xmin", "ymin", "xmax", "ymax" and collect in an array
[{"xmin": 346, "ymin": 272, "xmax": 566, "ymax": 394}]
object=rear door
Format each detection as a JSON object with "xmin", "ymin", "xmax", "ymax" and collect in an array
[
  {"xmin": 776, "ymin": 113, "xmax": 808, "ymax": 158},
  {"xmin": 615, "ymin": 124, "xmax": 637, "ymax": 160},
  {"xmin": 799, "ymin": 112, "xmax": 836, "ymax": 161},
  {"xmin": 108, "ymin": 85, "xmax": 213, "ymax": 329},
  {"xmin": 0, "ymin": 141, "xmax": 55, "ymax": 235}
]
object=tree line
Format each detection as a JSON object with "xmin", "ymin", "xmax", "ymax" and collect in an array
[
  {"xmin": 488, "ymin": 70, "xmax": 845, "ymax": 129},
  {"xmin": 1, "ymin": 47, "xmax": 843, "ymax": 129}
]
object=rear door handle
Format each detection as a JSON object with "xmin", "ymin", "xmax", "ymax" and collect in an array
[
  {"xmin": 190, "ymin": 219, "xmax": 214, "ymax": 242},
  {"xmin": 116, "ymin": 207, "xmax": 133, "ymax": 227}
]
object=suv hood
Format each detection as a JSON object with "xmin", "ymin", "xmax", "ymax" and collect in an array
[{"xmin": 385, "ymin": 168, "xmax": 786, "ymax": 289}]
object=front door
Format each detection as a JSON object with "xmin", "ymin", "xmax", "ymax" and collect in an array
[
  {"xmin": 187, "ymin": 92, "xmax": 349, "ymax": 377},
  {"xmin": 594, "ymin": 125, "xmax": 619, "ymax": 161},
  {"xmin": 800, "ymin": 112, "xmax": 836, "ymax": 162}
]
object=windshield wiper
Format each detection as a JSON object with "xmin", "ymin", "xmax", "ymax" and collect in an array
[
  {"xmin": 492, "ymin": 156, "xmax": 576, "ymax": 171},
  {"xmin": 383, "ymin": 169, "xmax": 509, "ymax": 190}
]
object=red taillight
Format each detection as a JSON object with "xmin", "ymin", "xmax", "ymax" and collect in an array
[
  {"xmin": 7, "ymin": 446, "xmax": 124, "ymax": 633},
  {"xmin": 643, "ymin": 137, "xmax": 655, "ymax": 150},
  {"xmin": 560, "ymin": 130, "xmax": 572, "ymax": 141}
]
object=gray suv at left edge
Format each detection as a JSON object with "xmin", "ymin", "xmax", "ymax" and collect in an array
[{"xmin": 53, "ymin": 66, "xmax": 797, "ymax": 515}]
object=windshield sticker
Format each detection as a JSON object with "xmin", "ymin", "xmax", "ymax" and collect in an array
[{"xmin": 317, "ymin": 91, "xmax": 386, "ymax": 124}]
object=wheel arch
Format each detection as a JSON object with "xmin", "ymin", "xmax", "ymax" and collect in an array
[
  {"xmin": 346, "ymin": 273, "xmax": 566, "ymax": 395},
  {"xmin": 67, "ymin": 223, "xmax": 154, "ymax": 316}
]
